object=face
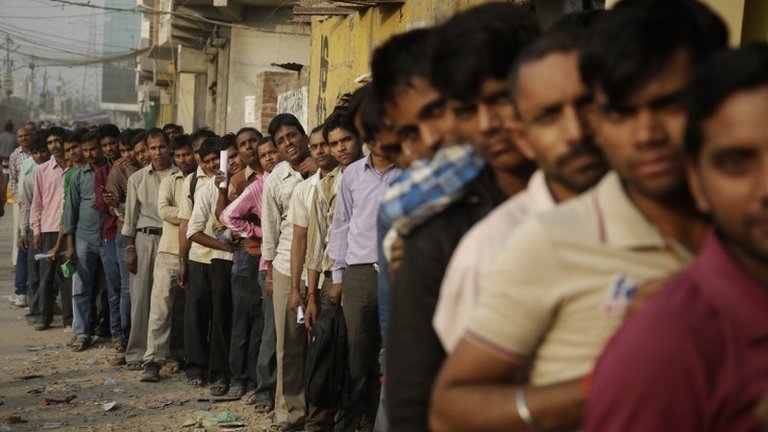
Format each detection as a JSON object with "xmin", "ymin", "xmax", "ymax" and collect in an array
[
  {"xmin": 100, "ymin": 136, "xmax": 120, "ymax": 160},
  {"xmin": 174, "ymin": 145, "xmax": 197, "ymax": 175},
  {"xmin": 16, "ymin": 128, "xmax": 31, "ymax": 148},
  {"xmin": 134, "ymin": 141, "xmax": 151, "ymax": 167},
  {"xmin": 63, "ymin": 141, "xmax": 84, "ymax": 166},
  {"xmin": 257, "ymin": 142, "xmax": 281, "ymax": 173},
  {"xmin": 385, "ymin": 75, "xmax": 459, "ymax": 160},
  {"xmin": 165, "ymin": 128, "xmax": 180, "ymax": 141},
  {"xmin": 236, "ymin": 131, "xmax": 261, "ymax": 168},
  {"xmin": 31, "ymin": 148, "xmax": 50, "ymax": 164},
  {"xmin": 46, "ymin": 134, "xmax": 64, "ymax": 158},
  {"xmin": 147, "ymin": 135, "xmax": 171, "ymax": 166},
  {"xmin": 308, "ymin": 130, "xmax": 337, "ymax": 171},
  {"xmin": 81, "ymin": 139, "xmax": 103, "ymax": 165},
  {"xmin": 514, "ymin": 51, "xmax": 607, "ymax": 196},
  {"xmin": 225, "ymin": 146, "xmax": 242, "ymax": 175},
  {"xmin": 201, "ymin": 152, "xmax": 220, "ymax": 176},
  {"xmin": 688, "ymin": 86, "xmax": 768, "ymax": 272},
  {"xmin": 327, "ymin": 127, "xmax": 361, "ymax": 167},
  {"xmin": 274, "ymin": 125, "xmax": 309, "ymax": 165},
  {"xmin": 450, "ymin": 77, "xmax": 530, "ymax": 172},
  {"xmin": 191, "ymin": 137, "xmax": 205, "ymax": 166},
  {"xmin": 119, "ymin": 142, "xmax": 134, "ymax": 161},
  {"xmin": 376, "ymin": 123, "xmax": 412, "ymax": 169},
  {"xmin": 593, "ymin": 49, "xmax": 691, "ymax": 200}
]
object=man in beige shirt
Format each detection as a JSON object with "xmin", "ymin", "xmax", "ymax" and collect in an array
[
  {"xmin": 141, "ymin": 136, "xmax": 197, "ymax": 382},
  {"xmin": 122, "ymin": 129, "xmax": 178, "ymax": 370},
  {"xmin": 430, "ymin": 2, "xmax": 725, "ymax": 431}
]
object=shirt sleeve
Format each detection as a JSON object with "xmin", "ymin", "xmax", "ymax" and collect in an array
[
  {"xmin": 157, "ymin": 175, "xmax": 181, "ymax": 225},
  {"xmin": 186, "ymin": 183, "xmax": 214, "ymax": 239},
  {"xmin": 220, "ymin": 178, "xmax": 263, "ymax": 239},
  {"xmin": 304, "ymin": 187, "xmax": 325, "ymax": 272},
  {"xmin": 329, "ymin": 170, "xmax": 353, "ymax": 283},
  {"xmin": 63, "ymin": 171, "xmax": 80, "ymax": 236},
  {"xmin": 287, "ymin": 180, "xmax": 310, "ymax": 228},
  {"xmin": 29, "ymin": 166, "xmax": 44, "ymax": 235},
  {"xmin": 178, "ymin": 175, "xmax": 193, "ymax": 221},
  {"xmin": 466, "ymin": 217, "xmax": 562, "ymax": 358},
  {"xmin": 19, "ymin": 172, "xmax": 35, "ymax": 234},
  {"xmin": 121, "ymin": 172, "xmax": 140, "ymax": 238},
  {"xmin": 9, "ymin": 151, "xmax": 20, "ymax": 201},
  {"xmin": 261, "ymin": 175, "xmax": 281, "ymax": 262}
]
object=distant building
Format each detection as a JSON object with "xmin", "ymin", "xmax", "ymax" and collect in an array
[{"xmin": 101, "ymin": 0, "xmax": 142, "ymax": 127}]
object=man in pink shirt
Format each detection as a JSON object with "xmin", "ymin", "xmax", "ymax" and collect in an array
[{"xmin": 29, "ymin": 127, "xmax": 69, "ymax": 331}]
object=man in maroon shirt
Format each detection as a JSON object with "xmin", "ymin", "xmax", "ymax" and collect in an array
[{"xmin": 585, "ymin": 45, "xmax": 768, "ymax": 432}]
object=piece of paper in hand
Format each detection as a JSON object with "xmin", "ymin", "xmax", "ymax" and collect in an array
[
  {"xmin": 297, "ymin": 305, "xmax": 305, "ymax": 324},
  {"xmin": 34, "ymin": 253, "xmax": 53, "ymax": 261},
  {"xmin": 219, "ymin": 150, "xmax": 228, "ymax": 188}
]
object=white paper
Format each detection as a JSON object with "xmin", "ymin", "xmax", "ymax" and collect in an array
[
  {"xmin": 219, "ymin": 150, "xmax": 228, "ymax": 188},
  {"xmin": 297, "ymin": 305, "xmax": 305, "ymax": 324},
  {"xmin": 34, "ymin": 253, "xmax": 53, "ymax": 261}
]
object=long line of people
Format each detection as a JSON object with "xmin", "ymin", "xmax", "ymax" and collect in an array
[{"xmin": 5, "ymin": 0, "xmax": 768, "ymax": 430}]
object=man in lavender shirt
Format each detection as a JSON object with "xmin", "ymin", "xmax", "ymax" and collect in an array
[{"xmin": 328, "ymin": 131, "xmax": 399, "ymax": 432}]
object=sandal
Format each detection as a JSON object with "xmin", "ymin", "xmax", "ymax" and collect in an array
[
  {"xmin": 71, "ymin": 334, "xmax": 90, "ymax": 352},
  {"xmin": 253, "ymin": 399, "xmax": 274, "ymax": 414},
  {"xmin": 125, "ymin": 361, "xmax": 143, "ymax": 371},
  {"xmin": 162, "ymin": 360, "xmax": 181, "ymax": 374},
  {"xmin": 209, "ymin": 379, "xmax": 229, "ymax": 396},
  {"xmin": 187, "ymin": 376, "xmax": 205, "ymax": 387},
  {"xmin": 227, "ymin": 385, "xmax": 246, "ymax": 398}
]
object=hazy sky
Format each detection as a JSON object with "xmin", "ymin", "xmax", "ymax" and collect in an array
[{"xmin": 0, "ymin": 0, "xmax": 142, "ymax": 103}]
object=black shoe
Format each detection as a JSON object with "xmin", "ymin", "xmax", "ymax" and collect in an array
[
  {"xmin": 140, "ymin": 362, "xmax": 160, "ymax": 382},
  {"xmin": 34, "ymin": 321, "xmax": 50, "ymax": 331}
]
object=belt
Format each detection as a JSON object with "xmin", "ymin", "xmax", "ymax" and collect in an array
[
  {"xmin": 348, "ymin": 263, "xmax": 376, "ymax": 268},
  {"xmin": 137, "ymin": 227, "xmax": 163, "ymax": 236}
]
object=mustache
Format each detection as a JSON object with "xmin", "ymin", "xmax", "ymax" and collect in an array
[{"xmin": 555, "ymin": 140, "xmax": 602, "ymax": 169}]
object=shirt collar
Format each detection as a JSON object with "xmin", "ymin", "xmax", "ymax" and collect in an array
[
  {"xmin": 194, "ymin": 166, "xmax": 207, "ymax": 179},
  {"xmin": 363, "ymin": 154, "xmax": 395, "ymax": 174},
  {"xmin": 691, "ymin": 230, "xmax": 768, "ymax": 343},
  {"xmin": 525, "ymin": 170, "xmax": 557, "ymax": 214},
  {"xmin": 594, "ymin": 171, "xmax": 675, "ymax": 250}
]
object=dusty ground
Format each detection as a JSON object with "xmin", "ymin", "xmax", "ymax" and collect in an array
[{"xmin": 0, "ymin": 204, "xmax": 274, "ymax": 432}]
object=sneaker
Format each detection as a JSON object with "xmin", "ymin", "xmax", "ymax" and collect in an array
[
  {"xmin": 7, "ymin": 294, "xmax": 17, "ymax": 303},
  {"xmin": 140, "ymin": 362, "xmax": 160, "ymax": 382},
  {"xmin": 14, "ymin": 295, "xmax": 27, "ymax": 307}
]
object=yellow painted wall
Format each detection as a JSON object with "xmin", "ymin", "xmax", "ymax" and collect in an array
[
  {"xmin": 742, "ymin": 0, "xmax": 768, "ymax": 43},
  {"xmin": 308, "ymin": 0, "xmax": 492, "ymax": 126}
]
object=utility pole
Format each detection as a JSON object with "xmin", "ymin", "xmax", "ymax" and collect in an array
[{"xmin": 2, "ymin": 33, "xmax": 15, "ymax": 99}]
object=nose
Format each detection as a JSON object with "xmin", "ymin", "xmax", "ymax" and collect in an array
[
  {"xmin": 478, "ymin": 103, "xmax": 501, "ymax": 137},
  {"xmin": 418, "ymin": 123, "xmax": 442, "ymax": 157},
  {"xmin": 633, "ymin": 108, "xmax": 665, "ymax": 148},
  {"xmin": 562, "ymin": 105, "xmax": 585, "ymax": 148}
]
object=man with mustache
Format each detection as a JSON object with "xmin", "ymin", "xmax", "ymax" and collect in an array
[
  {"xmin": 434, "ymin": 14, "xmax": 607, "ymax": 353},
  {"xmin": 431, "ymin": 1, "xmax": 727, "ymax": 430}
]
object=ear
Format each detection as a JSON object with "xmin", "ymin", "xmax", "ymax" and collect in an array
[{"xmin": 686, "ymin": 157, "xmax": 711, "ymax": 214}]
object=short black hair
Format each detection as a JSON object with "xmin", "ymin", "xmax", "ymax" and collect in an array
[
  {"xmin": 371, "ymin": 28, "xmax": 434, "ymax": 106},
  {"xmin": 268, "ymin": 113, "xmax": 306, "ymax": 138},
  {"xmin": 580, "ymin": 0, "xmax": 728, "ymax": 108},
  {"xmin": 146, "ymin": 127, "xmax": 169, "ymax": 146},
  {"xmin": 309, "ymin": 125, "xmax": 324, "ymax": 136},
  {"xmin": 322, "ymin": 109, "xmax": 358, "ymax": 142},
  {"xmin": 235, "ymin": 127, "xmax": 263, "ymax": 141},
  {"xmin": 190, "ymin": 128, "xmax": 217, "ymax": 144},
  {"xmin": 170, "ymin": 133, "xmax": 192, "ymax": 152},
  {"xmin": 220, "ymin": 133, "xmax": 237, "ymax": 151},
  {"xmin": 509, "ymin": 10, "xmax": 602, "ymax": 100},
  {"xmin": 30, "ymin": 133, "xmax": 48, "ymax": 153},
  {"xmin": 685, "ymin": 44, "xmax": 768, "ymax": 161},
  {"xmin": 119, "ymin": 129, "xmax": 136, "ymax": 149},
  {"xmin": 257, "ymin": 135, "xmax": 273, "ymax": 148},
  {"xmin": 198, "ymin": 136, "xmax": 221, "ymax": 160},
  {"xmin": 44, "ymin": 126, "xmax": 66, "ymax": 141},
  {"xmin": 131, "ymin": 131, "xmax": 147, "ymax": 148},
  {"xmin": 63, "ymin": 130, "xmax": 81, "ymax": 145},
  {"xmin": 162, "ymin": 123, "xmax": 180, "ymax": 132},
  {"xmin": 98, "ymin": 123, "xmax": 121, "ymax": 140},
  {"xmin": 4, "ymin": 120, "xmax": 13, "ymax": 132},
  {"xmin": 80, "ymin": 131, "xmax": 100, "ymax": 146},
  {"xmin": 431, "ymin": 3, "xmax": 540, "ymax": 102},
  {"xmin": 346, "ymin": 84, "xmax": 380, "ymax": 142}
]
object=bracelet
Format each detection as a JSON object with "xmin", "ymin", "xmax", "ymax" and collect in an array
[
  {"xmin": 515, "ymin": 388, "xmax": 540, "ymax": 431},
  {"xmin": 126, "ymin": 245, "xmax": 136, "ymax": 250}
]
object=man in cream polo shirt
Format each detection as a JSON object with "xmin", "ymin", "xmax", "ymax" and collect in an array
[{"xmin": 429, "ymin": 1, "xmax": 726, "ymax": 431}]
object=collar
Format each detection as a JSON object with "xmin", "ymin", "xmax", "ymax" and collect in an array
[
  {"xmin": 194, "ymin": 165, "xmax": 207, "ymax": 179},
  {"xmin": 245, "ymin": 165, "xmax": 259, "ymax": 181},
  {"xmin": 691, "ymin": 230, "xmax": 768, "ymax": 343},
  {"xmin": 525, "ymin": 170, "xmax": 557, "ymax": 215},
  {"xmin": 593, "ymin": 171, "xmax": 674, "ymax": 250},
  {"xmin": 363, "ymin": 154, "xmax": 395, "ymax": 174},
  {"xmin": 147, "ymin": 163, "xmax": 177, "ymax": 174}
]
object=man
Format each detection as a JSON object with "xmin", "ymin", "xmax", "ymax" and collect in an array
[
  {"xmin": 304, "ymin": 111, "xmax": 363, "ymax": 327},
  {"xmin": 178, "ymin": 135, "xmax": 217, "ymax": 387},
  {"xmin": 30, "ymin": 127, "xmax": 70, "ymax": 331},
  {"xmin": 0, "ymin": 120, "xmax": 15, "ymax": 164},
  {"xmin": 186, "ymin": 138, "xmax": 240, "ymax": 395},
  {"xmin": 585, "ymin": 43, "xmax": 768, "ymax": 432},
  {"xmin": 262, "ymin": 113, "xmax": 316, "ymax": 431},
  {"xmin": 162, "ymin": 123, "xmax": 182, "ymax": 142},
  {"xmin": 219, "ymin": 135, "xmax": 283, "ymax": 410},
  {"xmin": 9, "ymin": 126, "xmax": 32, "ymax": 288},
  {"xmin": 122, "ymin": 128, "xmax": 178, "ymax": 370},
  {"xmin": 64, "ymin": 132, "xmax": 109, "ymax": 351},
  {"xmin": 141, "ymin": 135, "xmax": 198, "ymax": 382},
  {"xmin": 430, "ymin": 1, "xmax": 727, "ymax": 430},
  {"xmin": 18, "ymin": 137, "xmax": 50, "ymax": 319},
  {"xmin": 328, "ymin": 108, "xmax": 399, "ymax": 431},
  {"xmin": 284, "ymin": 123, "xmax": 339, "ymax": 431},
  {"xmin": 99, "ymin": 124, "xmax": 121, "ymax": 163},
  {"xmin": 434, "ymin": 14, "xmax": 607, "ymax": 352},
  {"xmin": 107, "ymin": 129, "xmax": 147, "ymax": 342},
  {"xmin": 384, "ymin": 5, "xmax": 539, "ymax": 431}
]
